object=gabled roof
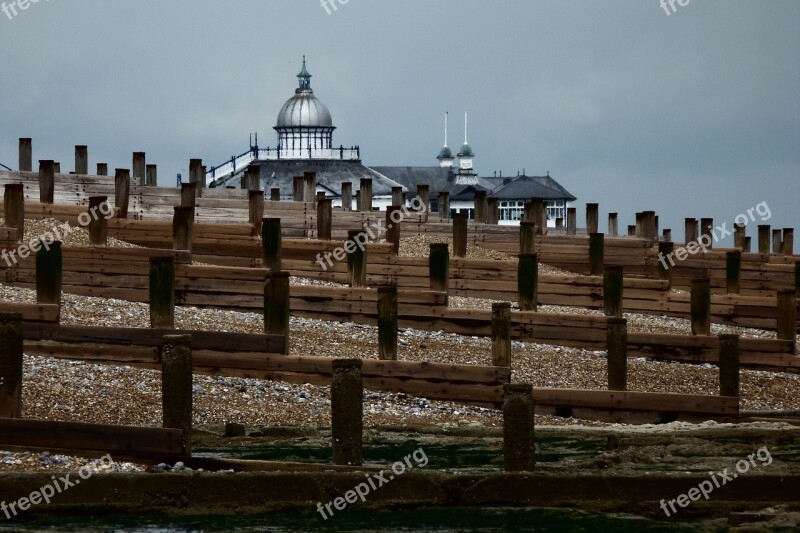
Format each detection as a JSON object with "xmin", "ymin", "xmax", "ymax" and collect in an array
[
  {"xmin": 487, "ymin": 174, "xmax": 576, "ymax": 201},
  {"xmin": 369, "ymin": 166, "xmax": 454, "ymax": 193},
  {"xmin": 216, "ymin": 159, "xmax": 405, "ymax": 196}
]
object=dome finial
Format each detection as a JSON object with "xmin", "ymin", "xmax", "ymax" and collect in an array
[
  {"xmin": 437, "ymin": 111, "xmax": 454, "ymax": 166},
  {"xmin": 444, "ymin": 111, "xmax": 449, "ymax": 148},
  {"xmin": 298, "ymin": 55, "xmax": 312, "ymax": 90},
  {"xmin": 457, "ymin": 112, "xmax": 474, "ymax": 158}
]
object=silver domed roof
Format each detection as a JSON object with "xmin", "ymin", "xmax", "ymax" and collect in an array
[
  {"xmin": 276, "ymin": 93, "xmax": 333, "ymax": 128},
  {"xmin": 275, "ymin": 57, "xmax": 334, "ymax": 129}
]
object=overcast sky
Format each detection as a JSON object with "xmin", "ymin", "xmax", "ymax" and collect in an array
[{"xmin": 1, "ymin": 0, "xmax": 798, "ymax": 241}]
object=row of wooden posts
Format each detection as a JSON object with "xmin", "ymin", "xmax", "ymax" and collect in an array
[
  {"xmin": 12, "ymin": 139, "xmax": 798, "ymax": 255},
  {"xmin": 13, "ymin": 183, "xmax": 796, "ymax": 345},
  {"xmin": 26, "ymin": 233, "xmax": 754, "ymax": 396},
  {"xmin": 4, "ymin": 178, "xmax": 797, "ymax": 344},
  {"xmin": 18, "ymin": 224, "xmax": 764, "ymax": 390},
  {"xmin": 0, "ymin": 309, "xmax": 534, "ymax": 469}
]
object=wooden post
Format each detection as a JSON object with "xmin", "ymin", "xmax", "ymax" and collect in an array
[
  {"xmin": 347, "ymin": 230, "xmax": 367, "ymax": 288},
  {"xmin": 627, "ymin": 225, "xmax": 636, "ymax": 237},
  {"xmin": 161, "ymin": 334, "xmax": 193, "ymax": 456},
  {"xmin": 74, "ymin": 145, "xmax": 88, "ymax": 175},
  {"xmin": 726, "ymin": 251, "xmax": 741, "ymax": 295},
  {"xmin": 270, "ymin": 187, "xmax": 280, "ymax": 202},
  {"xmin": 784, "ymin": 229, "xmax": 794, "ymax": 256},
  {"xmin": 36, "ymin": 241, "xmax": 62, "ymax": 306},
  {"xmin": 758, "ymin": 225, "xmax": 771, "ymax": 254},
  {"xmin": 492, "ymin": 303, "xmax": 512, "ymax": 367},
  {"xmin": 386, "ymin": 206, "xmax": 401, "ymax": 255},
  {"xmin": 487, "ymin": 197, "xmax": 499, "ymax": 225},
  {"xmin": 96, "ymin": 163, "xmax": 108, "ymax": 176},
  {"xmin": 796, "ymin": 262, "xmax": 800, "ymax": 293},
  {"xmin": 685, "ymin": 218, "xmax": 698, "ymax": 245},
  {"xmin": 0, "ymin": 313, "xmax": 23, "ymax": 418},
  {"xmin": 378, "ymin": 286, "xmax": 398, "ymax": 361},
  {"xmin": 429, "ymin": 243, "xmax": 449, "ymax": 303},
  {"xmin": 172, "ymin": 206, "xmax": 194, "ymax": 252},
  {"xmin": 146, "ymin": 164, "xmax": 157, "ymax": 186},
  {"xmin": 391, "ymin": 186, "xmax": 404, "ymax": 207},
  {"xmin": 718, "ymin": 334, "xmax": 739, "ymax": 398},
  {"xmin": 189, "ymin": 159, "xmax": 202, "ymax": 186},
  {"xmin": 341, "ymin": 182, "xmax": 352, "ymax": 212},
  {"xmin": 690, "ymin": 278, "xmax": 711, "ymax": 336},
  {"xmin": 589, "ymin": 233, "xmax": 604, "ymax": 276},
  {"xmin": 518, "ymin": 253, "xmax": 538, "ymax": 312},
  {"xmin": 3, "ymin": 184, "xmax": 24, "ymax": 238},
  {"xmin": 608, "ymin": 213, "xmax": 618, "ymax": 237},
  {"xmin": 607, "ymin": 318, "xmax": 628, "ymax": 391},
  {"xmin": 502, "ymin": 383, "xmax": 534, "ymax": 472},
  {"xmin": 359, "ymin": 178, "xmax": 373, "ymax": 211},
  {"xmin": 53, "ymin": 162, "xmax": 60, "ymax": 173},
  {"xmin": 88, "ymin": 196, "xmax": 109, "ymax": 246},
  {"xmin": 417, "ymin": 184, "xmax": 430, "ymax": 223},
  {"xmin": 643, "ymin": 211, "xmax": 657, "ymax": 243},
  {"xmin": 438, "ymin": 191, "xmax": 450, "ymax": 220},
  {"xmin": 355, "ymin": 190, "xmax": 361, "ymax": 212},
  {"xmin": 520, "ymin": 222, "xmax": 535, "ymax": 255},
  {"xmin": 635, "ymin": 213, "xmax": 643, "ymax": 238},
  {"xmin": 663, "ymin": 229, "xmax": 672, "ymax": 243},
  {"xmin": 180, "ymin": 183, "xmax": 197, "ymax": 208},
  {"xmin": 566, "ymin": 207, "xmax": 577, "ymax": 236},
  {"xmin": 603, "ymin": 266, "xmax": 624, "ymax": 318},
  {"xmin": 18, "ymin": 138, "xmax": 32, "ymax": 172},
  {"xmin": 734, "ymin": 223, "xmax": 746, "ymax": 250},
  {"xmin": 523, "ymin": 201, "xmax": 533, "ymax": 224},
  {"xmin": 745, "ymin": 236, "xmax": 751, "ymax": 253},
  {"xmin": 658, "ymin": 242, "xmax": 674, "ymax": 287},
  {"xmin": 149, "ymin": 256, "xmax": 175, "ymax": 329},
  {"xmin": 532, "ymin": 197, "xmax": 545, "ymax": 234},
  {"xmin": 453, "ymin": 213, "xmax": 467, "ymax": 258},
  {"xmin": 317, "ymin": 198, "xmax": 332, "ymax": 240},
  {"xmin": 261, "ymin": 218, "xmax": 282, "ymax": 272},
  {"xmin": 777, "ymin": 290, "xmax": 797, "ymax": 347},
  {"xmin": 264, "ymin": 272, "xmax": 290, "ymax": 354},
  {"xmin": 331, "ymin": 359, "xmax": 363, "ymax": 467},
  {"xmin": 586, "ymin": 203, "xmax": 599, "ymax": 235},
  {"xmin": 114, "ymin": 168, "xmax": 130, "ymax": 219},
  {"xmin": 243, "ymin": 164, "xmax": 260, "ymax": 191},
  {"xmin": 132, "ymin": 152, "xmax": 146, "ymax": 181},
  {"xmin": 248, "ymin": 190, "xmax": 264, "ymax": 237},
  {"xmin": 700, "ymin": 217, "xmax": 713, "ymax": 246},
  {"xmin": 772, "ymin": 229, "xmax": 784, "ymax": 255},
  {"xmin": 556, "ymin": 218, "xmax": 564, "ymax": 231},
  {"xmin": 474, "ymin": 191, "xmax": 487, "ymax": 224},
  {"xmin": 316, "ymin": 191, "xmax": 326, "ymax": 207},
  {"xmin": 38, "ymin": 160, "xmax": 54, "ymax": 204},
  {"xmin": 293, "ymin": 176, "xmax": 304, "ymax": 202}
]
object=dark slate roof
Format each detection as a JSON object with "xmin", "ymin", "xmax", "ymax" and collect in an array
[
  {"xmin": 450, "ymin": 184, "xmax": 491, "ymax": 202},
  {"xmin": 368, "ymin": 166, "xmax": 455, "ymax": 194},
  {"xmin": 370, "ymin": 166, "xmax": 498, "ymax": 196},
  {"xmin": 214, "ymin": 160, "xmax": 405, "ymax": 196},
  {"xmin": 486, "ymin": 174, "xmax": 576, "ymax": 201}
]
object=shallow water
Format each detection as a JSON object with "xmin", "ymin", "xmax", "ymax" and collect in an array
[{"xmin": 3, "ymin": 507, "xmax": 705, "ymax": 532}]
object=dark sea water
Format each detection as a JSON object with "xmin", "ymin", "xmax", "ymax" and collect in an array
[{"xmin": 1, "ymin": 508, "xmax": 711, "ymax": 533}]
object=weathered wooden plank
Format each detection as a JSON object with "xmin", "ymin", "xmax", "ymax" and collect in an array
[{"xmin": 0, "ymin": 418, "xmax": 184, "ymax": 456}]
